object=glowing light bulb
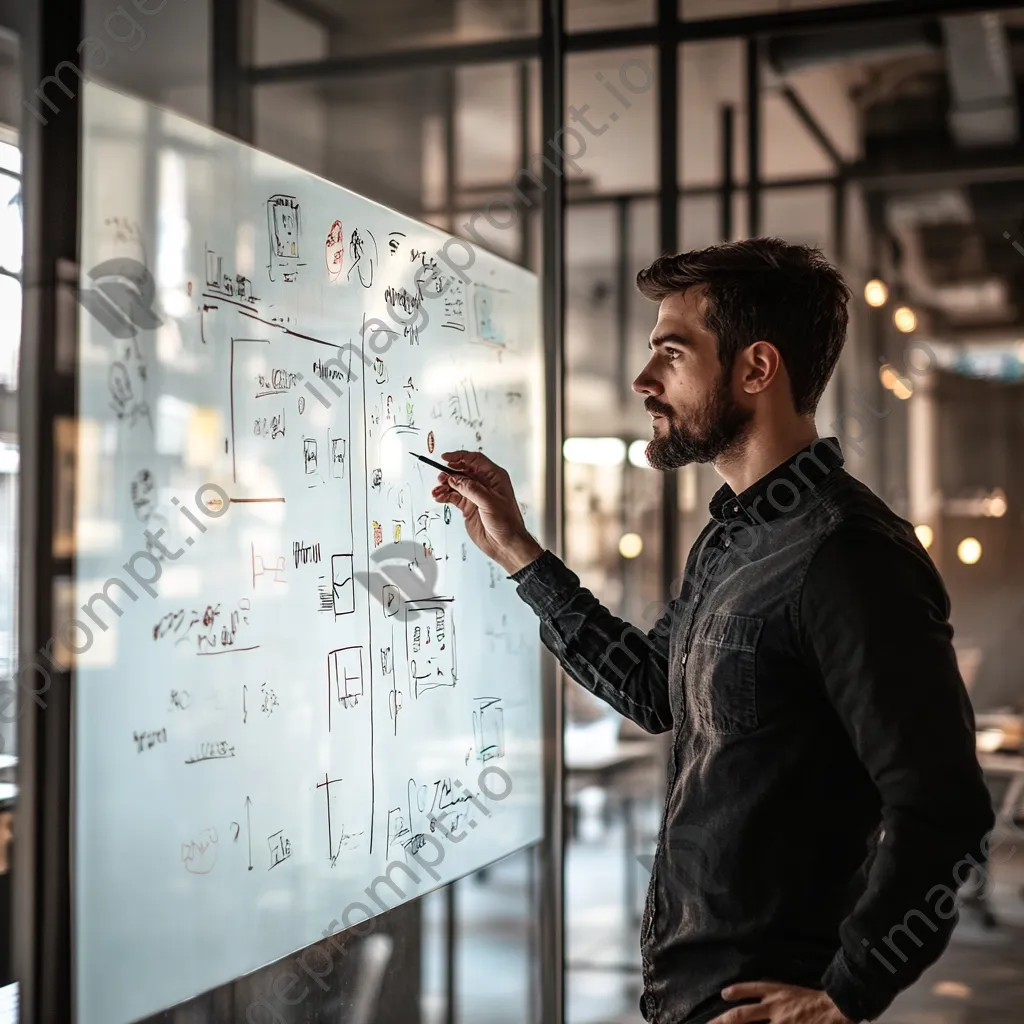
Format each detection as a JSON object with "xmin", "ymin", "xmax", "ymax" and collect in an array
[
  {"xmin": 985, "ymin": 489, "xmax": 1007, "ymax": 518},
  {"xmin": 619, "ymin": 532, "xmax": 643, "ymax": 559},
  {"xmin": 893, "ymin": 306, "xmax": 917, "ymax": 333},
  {"xmin": 864, "ymin": 279, "xmax": 888, "ymax": 307},
  {"xmin": 957, "ymin": 537, "xmax": 982, "ymax": 565},
  {"xmin": 914, "ymin": 524, "xmax": 933, "ymax": 549}
]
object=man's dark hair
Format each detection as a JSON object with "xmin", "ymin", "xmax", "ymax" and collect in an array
[{"xmin": 636, "ymin": 237, "xmax": 851, "ymax": 416}]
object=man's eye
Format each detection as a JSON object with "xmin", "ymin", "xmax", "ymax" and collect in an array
[{"xmin": 664, "ymin": 348, "xmax": 682, "ymax": 361}]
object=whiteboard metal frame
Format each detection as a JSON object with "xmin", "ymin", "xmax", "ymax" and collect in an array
[{"xmin": 16, "ymin": 0, "xmax": 81, "ymax": 1021}]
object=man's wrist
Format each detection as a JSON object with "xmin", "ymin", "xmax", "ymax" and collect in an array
[{"xmin": 498, "ymin": 535, "xmax": 544, "ymax": 575}]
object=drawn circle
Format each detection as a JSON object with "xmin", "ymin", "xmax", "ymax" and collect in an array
[
  {"xmin": 298, "ymin": 395, "xmax": 306, "ymax": 414},
  {"xmin": 444, "ymin": 505, "xmax": 452, "ymax": 525},
  {"xmin": 478, "ymin": 765, "xmax": 513, "ymax": 801},
  {"xmin": 196, "ymin": 482, "xmax": 230, "ymax": 518},
  {"xmin": 325, "ymin": 219, "xmax": 345, "ymax": 280},
  {"xmin": 427, "ymin": 431, "xmax": 435, "ymax": 454}
]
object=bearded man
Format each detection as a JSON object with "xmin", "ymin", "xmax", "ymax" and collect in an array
[{"xmin": 431, "ymin": 238, "xmax": 993, "ymax": 1024}]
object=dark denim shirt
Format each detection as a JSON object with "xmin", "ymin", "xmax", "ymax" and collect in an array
[{"xmin": 511, "ymin": 437, "xmax": 993, "ymax": 1023}]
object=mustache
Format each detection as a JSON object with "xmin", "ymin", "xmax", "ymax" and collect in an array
[{"xmin": 644, "ymin": 398, "xmax": 674, "ymax": 418}]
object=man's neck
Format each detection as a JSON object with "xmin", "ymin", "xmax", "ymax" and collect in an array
[{"xmin": 714, "ymin": 422, "xmax": 820, "ymax": 496}]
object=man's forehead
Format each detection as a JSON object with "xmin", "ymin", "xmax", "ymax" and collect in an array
[{"xmin": 652, "ymin": 288, "xmax": 708, "ymax": 332}]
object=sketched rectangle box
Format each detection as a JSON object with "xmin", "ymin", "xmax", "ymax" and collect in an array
[
  {"xmin": 332, "ymin": 554, "xmax": 354, "ymax": 616},
  {"xmin": 473, "ymin": 697, "xmax": 505, "ymax": 762}
]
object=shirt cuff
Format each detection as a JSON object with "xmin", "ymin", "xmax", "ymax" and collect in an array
[
  {"xmin": 822, "ymin": 947, "xmax": 892, "ymax": 1022},
  {"xmin": 509, "ymin": 548, "xmax": 581, "ymax": 619}
]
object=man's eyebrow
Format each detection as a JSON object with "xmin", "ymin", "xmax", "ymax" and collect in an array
[{"xmin": 648, "ymin": 333, "xmax": 691, "ymax": 350}]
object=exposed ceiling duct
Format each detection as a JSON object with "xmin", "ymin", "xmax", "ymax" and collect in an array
[
  {"xmin": 886, "ymin": 191, "xmax": 1017, "ymax": 325},
  {"xmin": 940, "ymin": 13, "xmax": 1018, "ymax": 147},
  {"xmin": 765, "ymin": 22, "xmax": 941, "ymax": 77}
]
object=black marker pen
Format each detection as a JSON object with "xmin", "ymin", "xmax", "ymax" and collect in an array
[{"xmin": 409, "ymin": 452, "xmax": 473, "ymax": 479}]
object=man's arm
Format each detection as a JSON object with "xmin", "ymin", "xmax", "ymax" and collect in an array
[
  {"xmin": 799, "ymin": 525, "xmax": 994, "ymax": 1022},
  {"xmin": 431, "ymin": 449, "xmax": 676, "ymax": 734},
  {"xmin": 510, "ymin": 549, "xmax": 675, "ymax": 734}
]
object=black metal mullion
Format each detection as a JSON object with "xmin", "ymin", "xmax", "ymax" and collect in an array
[
  {"xmin": 16, "ymin": 0, "xmax": 81, "ymax": 1020},
  {"xmin": 658, "ymin": 0, "xmax": 680, "ymax": 589},
  {"xmin": 746, "ymin": 38, "xmax": 761, "ymax": 238},
  {"xmin": 539, "ymin": 0, "xmax": 565, "ymax": 1022},
  {"xmin": 249, "ymin": 37, "xmax": 540, "ymax": 85},
  {"xmin": 212, "ymin": 0, "xmax": 254, "ymax": 142},
  {"xmin": 518, "ymin": 62, "xmax": 533, "ymax": 269},
  {"xmin": 720, "ymin": 105, "xmax": 734, "ymax": 241},
  {"xmin": 443, "ymin": 68, "xmax": 458, "ymax": 234}
]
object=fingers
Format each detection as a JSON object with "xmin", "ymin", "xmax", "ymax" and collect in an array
[
  {"xmin": 707, "ymin": 1007, "xmax": 771, "ymax": 1024},
  {"xmin": 440, "ymin": 450, "xmax": 507, "ymax": 479},
  {"xmin": 444, "ymin": 473, "xmax": 497, "ymax": 509},
  {"xmin": 431, "ymin": 482, "xmax": 469, "ymax": 516},
  {"xmin": 723, "ymin": 983, "xmax": 777, "ymax": 1001}
]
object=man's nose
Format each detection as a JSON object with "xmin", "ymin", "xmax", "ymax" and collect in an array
[{"xmin": 632, "ymin": 364, "xmax": 662, "ymax": 397}]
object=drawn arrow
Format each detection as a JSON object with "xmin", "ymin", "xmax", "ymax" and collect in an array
[{"xmin": 245, "ymin": 796, "xmax": 253, "ymax": 871}]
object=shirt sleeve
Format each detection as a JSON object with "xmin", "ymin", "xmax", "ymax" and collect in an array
[
  {"xmin": 511, "ymin": 549, "xmax": 674, "ymax": 733},
  {"xmin": 799, "ymin": 526, "xmax": 994, "ymax": 1022}
]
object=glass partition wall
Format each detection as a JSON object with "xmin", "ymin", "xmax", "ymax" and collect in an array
[{"xmin": 16, "ymin": 1, "xmax": 1024, "ymax": 1022}]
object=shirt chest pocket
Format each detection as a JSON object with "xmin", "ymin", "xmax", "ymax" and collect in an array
[{"xmin": 687, "ymin": 612, "xmax": 763, "ymax": 735}]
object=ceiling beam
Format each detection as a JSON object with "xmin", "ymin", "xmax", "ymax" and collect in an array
[{"xmin": 273, "ymin": 0, "xmax": 346, "ymax": 33}]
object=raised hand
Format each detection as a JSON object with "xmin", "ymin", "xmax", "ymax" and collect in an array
[{"xmin": 429, "ymin": 450, "xmax": 543, "ymax": 575}]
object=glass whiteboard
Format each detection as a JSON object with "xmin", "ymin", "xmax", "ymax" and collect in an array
[{"xmin": 73, "ymin": 81, "xmax": 544, "ymax": 1024}]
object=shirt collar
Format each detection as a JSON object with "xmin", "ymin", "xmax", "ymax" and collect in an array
[{"xmin": 708, "ymin": 436, "xmax": 845, "ymax": 526}]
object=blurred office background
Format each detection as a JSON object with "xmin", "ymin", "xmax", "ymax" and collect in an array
[{"xmin": 5, "ymin": 0, "xmax": 1024, "ymax": 1021}]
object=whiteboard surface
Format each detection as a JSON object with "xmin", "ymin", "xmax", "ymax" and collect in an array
[{"xmin": 74, "ymin": 81, "xmax": 544, "ymax": 1024}]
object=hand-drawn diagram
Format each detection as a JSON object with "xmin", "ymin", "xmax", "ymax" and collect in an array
[
  {"xmin": 317, "ymin": 773, "xmax": 365, "ymax": 865},
  {"xmin": 471, "ymin": 283, "xmax": 515, "ymax": 357},
  {"xmin": 252, "ymin": 543, "xmax": 287, "ymax": 588},
  {"xmin": 325, "ymin": 219, "xmax": 345, "ymax": 282},
  {"xmin": 448, "ymin": 377, "xmax": 483, "ymax": 431},
  {"xmin": 303, "ymin": 439, "xmax": 318, "ymax": 474},
  {"xmin": 130, "ymin": 469, "xmax": 157, "ymax": 521},
  {"xmin": 109, "ymin": 358, "xmax": 152, "ymax": 429},
  {"xmin": 441, "ymin": 276, "xmax": 467, "ymax": 333},
  {"xmin": 348, "ymin": 227, "xmax": 377, "ymax": 288},
  {"xmin": 384, "ymin": 638, "xmax": 402, "ymax": 735},
  {"xmin": 472, "ymin": 698, "xmax": 505, "ymax": 763},
  {"xmin": 206, "ymin": 245, "xmax": 259, "ymax": 306},
  {"xmin": 267, "ymin": 195, "xmax": 305, "ymax": 282},
  {"xmin": 267, "ymin": 830, "xmax": 292, "ymax": 870},
  {"xmin": 405, "ymin": 598, "xmax": 456, "ymax": 698},
  {"xmin": 331, "ymin": 554, "xmax": 355, "ymax": 616},
  {"xmin": 327, "ymin": 645, "xmax": 364, "ymax": 730},
  {"xmin": 182, "ymin": 828, "xmax": 219, "ymax": 875}
]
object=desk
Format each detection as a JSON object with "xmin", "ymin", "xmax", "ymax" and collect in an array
[{"xmin": 565, "ymin": 739, "xmax": 663, "ymax": 927}]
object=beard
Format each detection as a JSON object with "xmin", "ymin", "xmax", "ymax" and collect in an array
[{"xmin": 644, "ymin": 370, "xmax": 753, "ymax": 470}]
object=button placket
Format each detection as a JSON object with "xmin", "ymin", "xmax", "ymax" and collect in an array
[{"xmin": 644, "ymin": 526, "xmax": 727, "ymax": 993}]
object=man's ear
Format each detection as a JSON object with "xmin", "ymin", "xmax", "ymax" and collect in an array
[{"xmin": 740, "ymin": 340, "xmax": 781, "ymax": 395}]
